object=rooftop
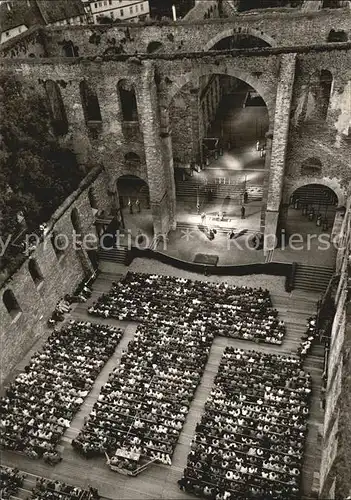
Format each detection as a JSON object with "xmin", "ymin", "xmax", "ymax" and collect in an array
[{"xmin": 0, "ymin": 0, "xmax": 86, "ymax": 34}]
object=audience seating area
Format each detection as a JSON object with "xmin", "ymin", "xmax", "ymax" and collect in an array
[
  {"xmin": 0, "ymin": 466, "xmax": 25, "ymax": 499},
  {"xmin": 28, "ymin": 477, "xmax": 98, "ymax": 500},
  {"xmin": 179, "ymin": 348, "xmax": 311, "ymax": 500},
  {"xmin": 0, "ymin": 321, "xmax": 123, "ymax": 458},
  {"xmin": 1, "ymin": 271, "xmax": 316, "ymax": 498},
  {"xmin": 88, "ymin": 272, "xmax": 285, "ymax": 345},
  {"xmin": 72, "ymin": 322, "xmax": 214, "ymax": 466},
  {"xmin": 0, "ymin": 465, "xmax": 98, "ymax": 500}
]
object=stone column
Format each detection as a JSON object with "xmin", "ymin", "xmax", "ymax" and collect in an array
[
  {"xmin": 107, "ymin": 181, "xmax": 121, "ymax": 220},
  {"xmin": 189, "ymin": 85, "xmax": 202, "ymax": 164},
  {"xmin": 60, "ymin": 80, "xmax": 93, "ymax": 169},
  {"xmin": 264, "ymin": 53, "xmax": 297, "ymax": 253},
  {"xmin": 260, "ymin": 130, "xmax": 273, "ymax": 233},
  {"xmin": 138, "ymin": 61, "xmax": 171, "ymax": 235},
  {"xmin": 159, "ymin": 104, "xmax": 176, "ymax": 230}
]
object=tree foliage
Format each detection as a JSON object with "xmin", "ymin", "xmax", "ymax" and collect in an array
[{"xmin": 0, "ymin": 73, "xmax": 83, "ymax": 270}]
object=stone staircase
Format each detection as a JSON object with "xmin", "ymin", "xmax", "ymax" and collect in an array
[
  {"xmin": 176, "ymin": 178, "xmax": 263, "ymax": 201},
  {"xmin": 176, "ymin": 220, "xmax": 257, "ymax": 236},
  {"xmin": 293, "ymin": 264, "xmax": 334, "ymax": 293},
  {"xmin": 98, "ymin": 246, "xmax": 128, "ymax": 265}
]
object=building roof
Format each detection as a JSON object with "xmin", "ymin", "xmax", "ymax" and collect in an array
[
  {"xmin": 0, "ymin": 1, "xmax": 44, "ymax": 32},
  {"xmin": 36, "ymin": 0, "xmax": 86, "ymax": 23},
  {"xmin": 0, "ymin": 0, "xmax": 86, "ymax": 34}
]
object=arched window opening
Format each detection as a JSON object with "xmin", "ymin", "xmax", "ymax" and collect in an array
[
  {"xmin": 3, "ymin": 289, "xmax": 21, "ymax": 319},
  {"xmin": 28, "ymin": 258, "xmax": 44, "ymax": 286},
  {"xmin": 71, "ymin": 208, "xmax": 82, "ymax": 234},
  {"xmin": 320, "ymin": 70, "xmax": 333, "ymax": 121},
  {"xmin": 238, "ymin": 0, "xmax": 302, "ymax": 10},
  {"xmin": 211, "ymin": 34, "xmax": 270, "ymax": 50},
  {"xmin": 118, "ymin": 80, "xmax": 138, "ymax": 122},
  {"xmin": 80, "ymin": 80, "xmax": 102, "ymax": 124},
  {"xmin": 147, "ymin": 41, "xmax": 163, "ymax": 53},
  {"xmin": 51, "ymin": 230, "xmax": 66, "ymax": 259},
  {"xmin": 62, "ymin": 40, "xmax": 79, "ymax": 57},
  {"xmin": 322, "ymin": 0, "xmax": 342, "ymax": 7},
  {"xmin": 124, "ymin": 152, "xmax": 141, "ymax": 169},
  {"xmin": 44, "ymin": 80, "xmax": 68, "ymax": 135},
  {"xmin": 88, "ymin": 187, "xmax": 98, "ymax": 210},
  {"xmin": 301, "ymin": 157, "xmax": 322, "ymax": 177},
  {"xmin": 327, "ymin": 29, "xmax": 348, "ymax": 42}
]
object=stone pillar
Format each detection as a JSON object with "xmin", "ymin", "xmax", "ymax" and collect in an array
[
  {"xmin": 260, "ymin": 130, "xmax": 273, "ymax": 233},
  {"xmin": 189, "ymin": 86, "xmax": 202, "ymax": 164},
  {"xmin": 138, "ymin": 61, "xmax": 171, "ymax": 235},
  {"xmin": 107, "ymin": 181, "xmax": 121, "ymax": 219},
  {"xmin": 60, "ymin": 80, "xmax": 93, "ymax": 169},
  {"xmin": 159, "ymin": 104, "xmax": 176, "ymax": 230},
  {"xmin": 264, "ymin": 53, "xmax": 297, "ymax": 254}
]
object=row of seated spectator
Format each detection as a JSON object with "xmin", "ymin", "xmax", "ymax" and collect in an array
[
  {"xmin": 88, "ymin": 272, "xmax": 285, "ymax": 345},
  {"xmin": 297, "ymin": 317, "xmax": 318, "ymax": 360},
  {"xmin": 72, "ymin": 322, "xmax": 214, "ymax": 466},
  {"xmin": 0, "ymin": 465, "xmax": 99, "ymax": 500},
  {"xmin": 0, "ymin": 321, "xmax": 123, "ymax": 459},
  {"xmin": 178, "ymin": 348, "xmax": 311, "ymax": 500},
  {"xmin": 0, "ymin": 466, "xmax": 25, "ymax": 500},
  {"xmin": 29, "ymin": 476, "xmax": 99, "ymax": 500}
]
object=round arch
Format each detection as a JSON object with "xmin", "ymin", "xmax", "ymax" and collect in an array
[
  {"xmin": 167, "ymin": 65, "xmax": 274, "ymax": 125},
  {"xmin": 116, "ymin": 174, "xmax": 152, "ymax": 229},
  {"xmin": 202, "ymin": 27, "xmax": 277, "ymax": 52},
  {"xmin": 116, "ymin": 174, "xmax": 150, "ymax": 208},
  {"xmin": 109, "ymin": 167, "xmax": 148, "ymax": 190},
  {"xmin": 285, "ymin": 177, "xmax": 345, "ymax": 207}
]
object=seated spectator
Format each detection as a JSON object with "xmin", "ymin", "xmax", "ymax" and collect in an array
[
  {"xmin": 178, "ymin": 348, "xmax": 311, "ymax": 500},
  {"xmin": 0, "ymin": 321, "xmax": 123, "ymax": 458},
  {"xmin": 28, "ymin": 474, "xmax": 94, "ymax": 500},
  {"xmin": 88, "ymin": 272, "xmax": 286, "ymax": 345},
  {"xmin": 72, "ymin": 322, "xmax": 214, "ymax": 466},
  {"xmin": 0, "ymin": 466, "xmax": 25, "ymax": 499},
  {"xmin": 297, "ymin": 316, "xmax": 318, "ymax": 360}
]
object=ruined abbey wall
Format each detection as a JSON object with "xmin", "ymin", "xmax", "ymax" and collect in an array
[
  {"xmin": 1, "ymin": 7, "xmax": 351, "ymax": 426},
  {"xmin": 1, "ymin": 8, "xmax": 350, "ymax": 58},
  {"xmin": 0, "ymin": 169, "xmax": 109, "ymax": 383}
]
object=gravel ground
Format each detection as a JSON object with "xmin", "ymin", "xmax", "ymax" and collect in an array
[{"xmin": 128, "ymin": 258, "xmax": 289, "ymax": 295}]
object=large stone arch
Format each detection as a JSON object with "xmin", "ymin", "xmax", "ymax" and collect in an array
[
  {"xmin": 166, "ymin": 63, "xmax": 275, "ymax": 126},
  {"xmin": 108, "ymin": 169, "xmax": 148, "ymax": 192},
  {"xmin": 202, "ymin": 27, "xmax": 277, "ymax": 52},
  {"xmin": 284, "ymin": 177, "xmax": 345, "ymax": 207}
]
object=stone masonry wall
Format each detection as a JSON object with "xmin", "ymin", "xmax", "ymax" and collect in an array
[
  {"xmin": 267, "ymin": 53, "xmax": 296, "ymax": 212},
  {"xmin": 320, "ymin": 315, "xmax": 351, "ymax": 498},
  {"xmin": 169, "ymin": 82, "xmax": 194, "ymax": 164},
  {"xmin": 169, "ymin": 75, "xmax": 221, "ymax": 165},
  {"xmin": 2, "ymin": 46, "xmax": 349, "ymax": 226},
  {"xmin": 0, "ymin": 170, "xmax": 109, "ymax": 383},
  {"xmin": 286, "ymin": 49, "xmax": 351, "ymax": 189},
  {"xmin": 1, "ymin": 8, "xmax": 350, "ymax": 58}
]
